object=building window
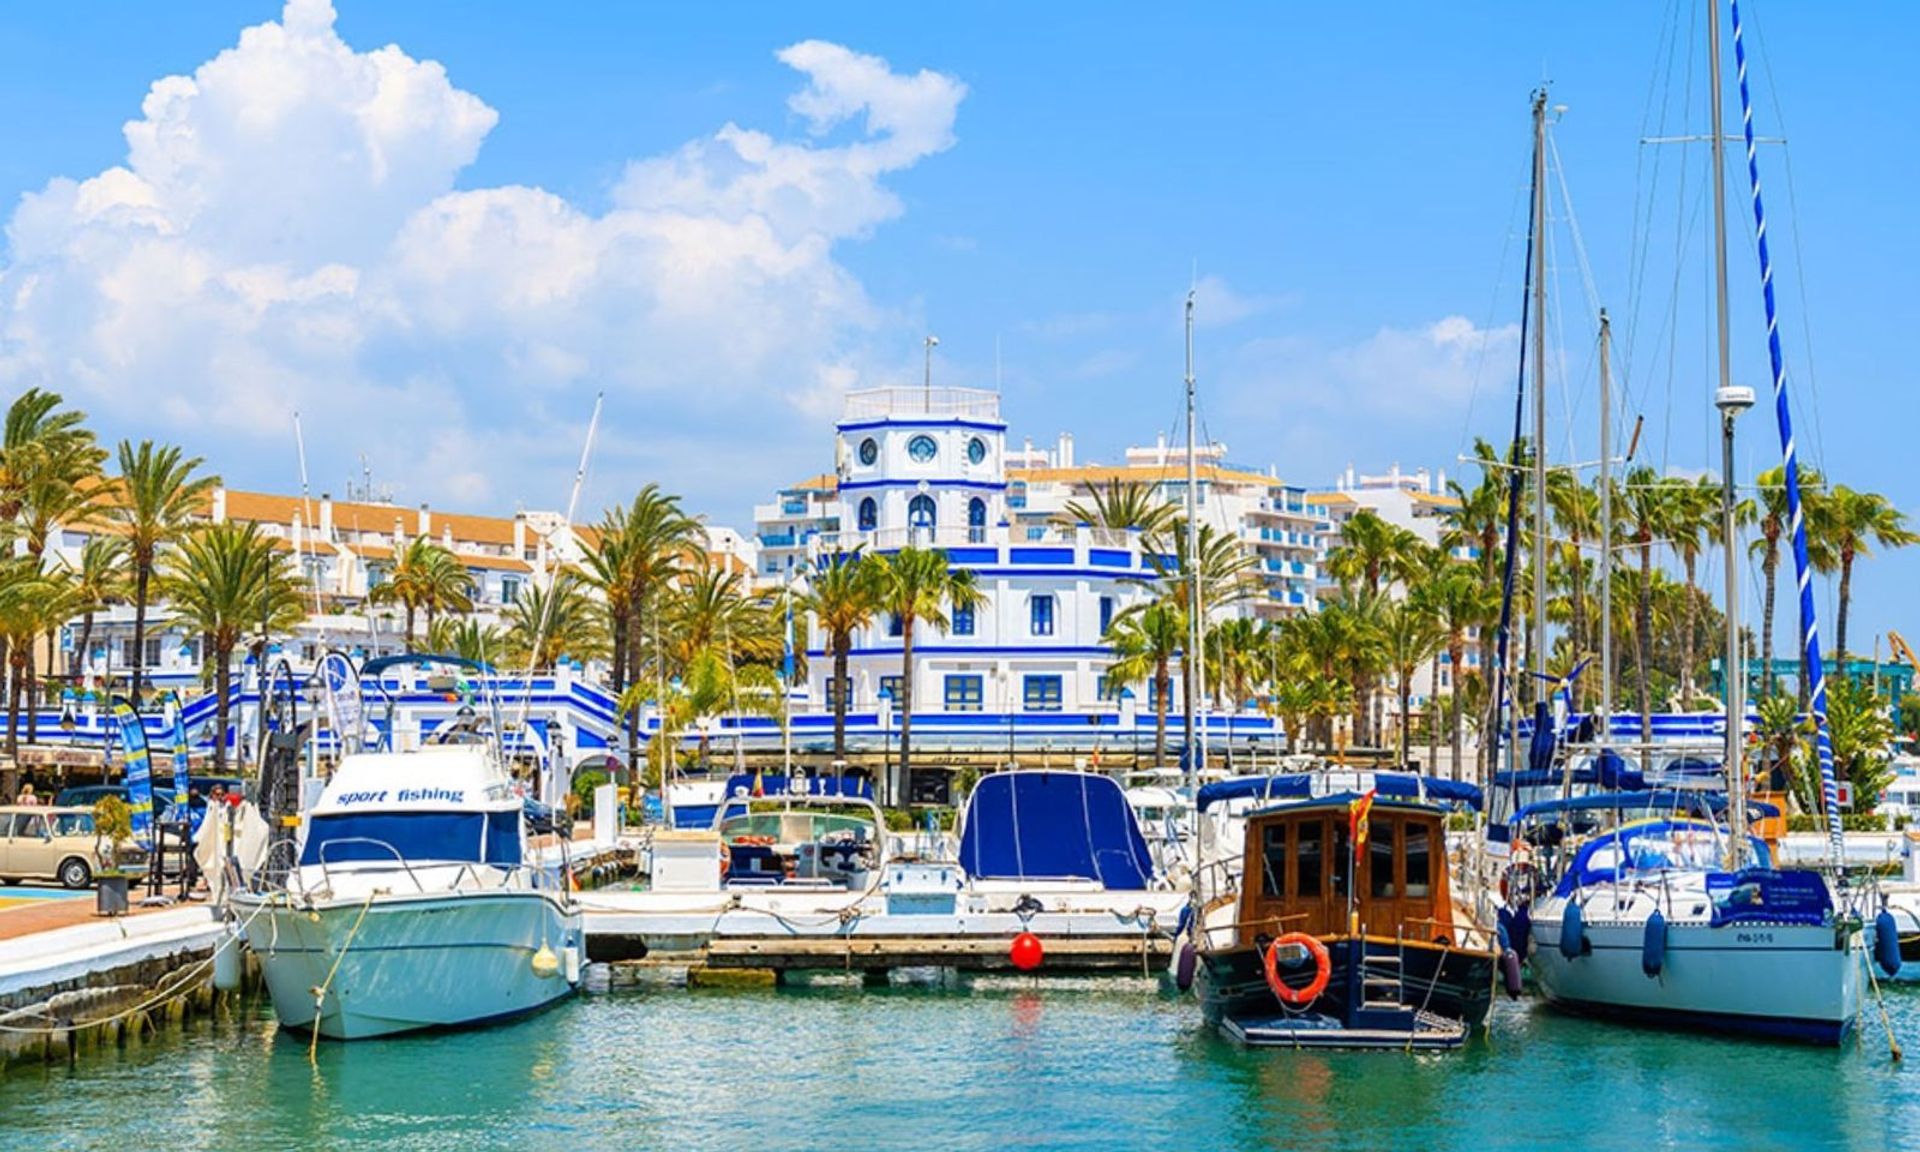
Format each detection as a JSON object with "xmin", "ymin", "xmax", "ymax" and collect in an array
[
  {"xmin": 858, "ymin": 497, "xmax": 878, "ymax": 531},
  {"xmin": 967, "ymin": 497, "xmax": 987, "ymax": 543},
  {"xmin": 886, "ymin": 613, "xmax": 903, "ymax": 637},
  {"xmin": 907, "ymin": 435, "xmax": 938, "ymax": 463},
  {"xmin": 952, "ymin": 603, "xmax": 975, "ymax": 636},
  {"xmin": 944, "ymin": 675, "xmax": 984, "ymax": 712},
  {"xmin": 1099, "ymin": 595, "xmax": 1115, "ymax": 634},
  {"xmin": 502, "ymin": 576, "xmax": 522, "ymax": 605},
  {"xmin": 908, "ymin": 494, "xmax": 936, "ymax": 531},
  {"xmin": 1023, "ymin": 675, "xmax": 1063, "ymax": 712},
  {"xmin": 824, "ymin": 677, "xmax": 852, "ymax": 706},
  {"xmin": 967, "ymin": 437, "xmax": 987, "ymax": 465},
  {"xmin": 858, "ymin": 437, "xmax": 878, "ymax": 466},
  {"xmin": 1029, "ymin": 594, "xmax": 1055, "ymax": 637},
  {"xmin": 878, "ymin": 675, "xmax": 904, "ymax": 702}
]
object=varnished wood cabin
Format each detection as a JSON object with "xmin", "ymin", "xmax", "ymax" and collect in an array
[{"xmin": 1235, "ymin": 799, "xmax": 1458, "ymax": 945}]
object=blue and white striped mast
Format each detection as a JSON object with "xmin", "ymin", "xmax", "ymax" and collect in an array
[{"xmin": 1725, "ymin": 0, "xmax": 1846, "ymax": 863}]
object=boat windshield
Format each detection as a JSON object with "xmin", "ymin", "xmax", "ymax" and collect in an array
[
  {"xmin": 720, "ymin": 811, "xmax": 873, "ymax": 845},
  {"xmin": 1557, "ymin": 819, "xmax": 1771, "ymax": 896}
]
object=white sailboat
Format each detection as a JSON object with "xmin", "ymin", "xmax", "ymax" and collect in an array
[{"xmin": 1521, "ymin": 0, "xmax": 1864, "ymax": 1044}]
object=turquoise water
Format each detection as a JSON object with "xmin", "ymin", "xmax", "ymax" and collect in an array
[{"xmin": 2, "ymin": 976, "xmax": 1915, "ymax": 1151}]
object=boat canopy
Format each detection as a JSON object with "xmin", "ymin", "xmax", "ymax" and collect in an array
[
  {"xmin": 958, "ymin": 771, "xmax": 1155, "ymax": 890},
  {"xmin": 1551, "ymin": 817, "xmax": 1782, "ymax": 905},
  {"xmin": 361, "ymin": 653, "xmax": 498, "ymax": 677},
  {"xmin": 1195, "ymin": 772, "xmax": 1482, "ymax": 813},
  {"xmin": 1512, "ymin": 790, "xmax": 1779, "ymax": 825}
]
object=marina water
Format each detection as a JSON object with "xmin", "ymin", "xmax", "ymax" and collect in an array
[{"xmin": 2, "ymin": 978, "xmax": 1915, "ymax": 1151}]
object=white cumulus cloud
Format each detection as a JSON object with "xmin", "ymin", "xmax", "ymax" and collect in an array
[{"xmin": 0, "ymin": 1, "xmax": 964, "ymax": 511}]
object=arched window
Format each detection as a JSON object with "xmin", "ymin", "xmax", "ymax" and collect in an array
[
  {"xmin": 858, "ymin": 497, "xmax": 877, "ymax": 532},
  {"xmin": 967, "ymin": 497, "xmax": 987, "ymax": 543},
  {"xmin": 908, "ymin": 494, "xmax": 937, "ymax": 531}
]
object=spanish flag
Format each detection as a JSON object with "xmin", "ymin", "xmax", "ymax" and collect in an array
[{"xmin": 1350, "ymin": 789, "xmax": 1377, "ymax": 851}]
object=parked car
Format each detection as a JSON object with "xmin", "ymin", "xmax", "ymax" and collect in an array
[
  {"xmin": 0, "ymin": 806, "xmax": 144, "ymax": 889},
  {"xmin": 53, "ymin": 783, "xmax": 127, "ymax": 809}
]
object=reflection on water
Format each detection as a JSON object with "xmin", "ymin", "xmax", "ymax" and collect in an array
[{"xmin": 0, "ymin": 980, "xmax": 1914, "ymax": 1151}]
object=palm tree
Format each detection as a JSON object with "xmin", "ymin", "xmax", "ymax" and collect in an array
[
  {"xmin": 1820, "ymin": 486, "xmax": 1918, "ymax": 664},
  {"xmin": 114, "ymin": 441, "xmax": 218, "ymax": 701},
  {"xmin": 1058, "ymin": 479, "xmax": 1179, "ymax": 543},
  {"xmin": 503, "ymin": 572, "xmax": 609, "ymax": 669},
  {"xmin": 872, "ymin": 548, "xmax": 981, "ymax": 804},
  {"xmin": 580, "ymin": 519, "xmax": 634, "ymax": 693},
  {"xmin": 426, "ymin": 616, "xmax": 504, "ymax": 665},
  {"xmin": 1546, "ymin": 467, "xmax": 1600, "ymax": 704},
  {"xmin": 62, "ymin": 536, "xmax": 126, "ymax": 681},
  {"xmin": 0, "ymin": 560, "xmax": 74, "ymax": 756},
  {"xmin": 371, "ymin": 538, "xmax": 452, "ymax": 651},
  {"xmin": 1326, "ymin": 510, "xmax": 1425, "ymax": 598},
  {"xmin": 798, "ymin": 550, "xmax": 883, "ymax": 762},
  {"xmin": 1417, "ymin": 563, "xmax": 1498, "ymax": 781},
  {"xmin": 663, "ymin": 557, "xmax": 782, "ymax": 672},
  {"xmin": 1, "ymin": 389, "xmax": 97, "ymax": 526},
  {"xmin": 160, "ymin": 523, "xmax": 305, "ymax": 772},
  {"xmin": 1665, "ymin": 477, "xmax": 1719, "ymax": 706},
  {"xmin": 1380, "ymin": 598, "xmax": 1444, "ymax": 768},
  {"xmin": 1105, "ymin": 600, "xmax": 1185, "ymax": 764},
  {"xmin": 607, "ymin": 486, "xmax": 701, "ymax": 766},
  {"xmin": 1616, "ymin": 466, "xmax": 1676, "ymax": 741},
  {"xmin": 616, "ymin": 645, "xmax": 782, "ymax": 783},
  {"xmin": 419, "ymin": 547, "xmax": 474, "ymax": 641},
  {"xmin": 1739, "ymin": 465, "xmax": 1826, "ymax": 696}
]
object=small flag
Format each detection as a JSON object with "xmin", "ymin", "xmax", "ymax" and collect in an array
[
  {"xmin": 751, "ymin": 768, "xmax": 765, "ymax": 798},
  {"xmin": 1350, "ymin": 789, "xmax": 1376, "ymax": 852}
]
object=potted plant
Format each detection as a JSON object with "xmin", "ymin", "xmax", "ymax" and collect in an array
[{"xmin": 92, "ymin": 795, "xmax": 135, "ymax": 916}]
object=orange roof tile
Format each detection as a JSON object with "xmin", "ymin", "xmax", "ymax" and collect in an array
[{"xmin": 1009, "ymin": 463, "xmax": 1283, "ymax": 488}]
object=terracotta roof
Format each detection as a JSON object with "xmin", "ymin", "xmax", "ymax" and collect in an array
[
  {"xmin": 789, "ymin": 474, "xmax": 838, "ymax": 493},
  {"xmin": 457, "ymin": 554, "xmax": 534, "ymax": 573},
  {"xmin": 1305, "ymin": 491, "xmax": 1356, "ymax": 506}
]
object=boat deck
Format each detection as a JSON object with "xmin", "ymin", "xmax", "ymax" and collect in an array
[{"xmin": 1222, "ymin": 1009, "xmax": 1467, "ymax": 1050}]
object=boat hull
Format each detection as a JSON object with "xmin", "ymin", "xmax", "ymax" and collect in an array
[
  {"xmin": 241, "ymin": 889, "xmax": 582, "ymax": 1040},
  {"xmin": 1197, "ymin": 936, "xmax": 1495, "ymax": 1047},
  {"xmin": 1529, "ymin": 901, "xmax": 1862, "ymax": 1045}
]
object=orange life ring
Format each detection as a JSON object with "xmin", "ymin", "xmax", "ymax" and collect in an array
[{"xmin": 1263, "ymin": 932, "xmax": 1331, "ymax": 1006}]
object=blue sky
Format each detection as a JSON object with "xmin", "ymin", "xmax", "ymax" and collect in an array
[{"xmin": 2, "ymin": 1, "xmax": 1915, "ymax": 645}]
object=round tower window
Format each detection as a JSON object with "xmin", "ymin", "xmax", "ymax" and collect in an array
[
  {"xmin": 907, "ymin": 435, "xmax": 938, "ymax": 463},
  {"xmin": 967, "ymin": 437, "xmax": 987, "ymax": 465},
  {"xmin": 858, "ymin": 437, "xmax": 878, "ymax": 466}
]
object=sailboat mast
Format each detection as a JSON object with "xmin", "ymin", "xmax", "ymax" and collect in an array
[
  {"xmin": 1597, "ymin": 311, "xmax": 1614, "ymax": 740},
  {"xmin": 1183, "ymin": 290, "xmax": 1206, "ymax": 792},
  {"xmin": 1530, "ymin": 90, "xmax": 1550, "ymax": 708},
  {"xmin": 1708, "ymin": 0, "xmax": 1747, "ymax": 866}
]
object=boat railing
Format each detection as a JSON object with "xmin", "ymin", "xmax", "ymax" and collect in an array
[{"xmin": 312, "ymin": 837, "xmax": 432, "ymax": 896}]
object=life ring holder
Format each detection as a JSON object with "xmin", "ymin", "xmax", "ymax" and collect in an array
[{"xmin": 1262, "ymin": 932, "xmax": 1332, "ymax": 1007}]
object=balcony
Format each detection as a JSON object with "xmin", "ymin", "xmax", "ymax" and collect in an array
[
  {"xmin": 759, "ymin": 531, "xmax": 798, "ymax": 548},
  {"xmin": 841, "ymin": 386, "xmax": 1002, "ymax": 423}
]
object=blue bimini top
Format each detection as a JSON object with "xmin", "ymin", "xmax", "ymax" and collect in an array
[{"xmin": 958, "ymin": 771, "xmax": 1155, "ymax": 891}]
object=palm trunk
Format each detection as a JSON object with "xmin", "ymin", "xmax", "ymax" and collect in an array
[
  {"xmin": 1567, "ymin": 535, "xmax": 1587, "ymax": 713},
  {"xmin": 131, "ymin": 563, "xmax": 152, "ymax": 701},
  {"xmin": 1760, "ymin": 539, "xmax": 1778, "ymax": 697},
  {"xmin": 213, "ymin": 645, "xmax": 231, "ymax": 773},
  {"xmin": 4, "ymin": 648, "xmax": 20, "ymax": 758},
  {"xmin": 896, "ymin": 619, "xmax": 915, "ymax": 806},
  {"xmin": 1636, "ymin": 540, "xmax": 1653, "ymax": 743},
  {"xmin": 1679, "ymin": 556, "xmax": 1699, "ymax": 706},
  {"xmin": 404, "ymin": 604, "xmax": 417, "ymax": 653},
  {"xmin": 78, "ymin": 612, "xmax": 97, "ymax": 685},
  {"xmin": 1426, "ymin": 657, "xmax": 1440, "ymax": 773},
  {"xmin": 1835, "ymin": 551, "xmax": 1855, "ymax": 667},
  {"xmin": 831, "ymin": 637, "xmax": 850, "ymax": 761},
  {"xmin": 1153, "ymin": 655, "xmax": 1169, "ymax": 765},
  {"xmin": 1396, "ymin": 671, "xmax": 1412, "ymax": 766},
  {"xmin": 24, "ymin": 643, "xmax": 37, "ymax": 744},
  {"xmin": 1449, "ymin": 637, "xmax": 1465, "ymax": 783},
  {"xmin": 610, "ymin": 608, "xmax": 629, "ymax": 696}
]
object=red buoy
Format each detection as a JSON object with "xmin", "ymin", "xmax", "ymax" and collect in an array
[{"xmin": 1010, "ymin": 931, "xmax": 1044, "ymax": 972}]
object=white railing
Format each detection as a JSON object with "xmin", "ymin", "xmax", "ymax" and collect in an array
[
  {"xmin": 805, "ymin": 523, "xmax": 1143, "ymax": 557},
  {"xmin": 841, "ymin": 387, "xmax": 1001, "ymax": 423}
]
